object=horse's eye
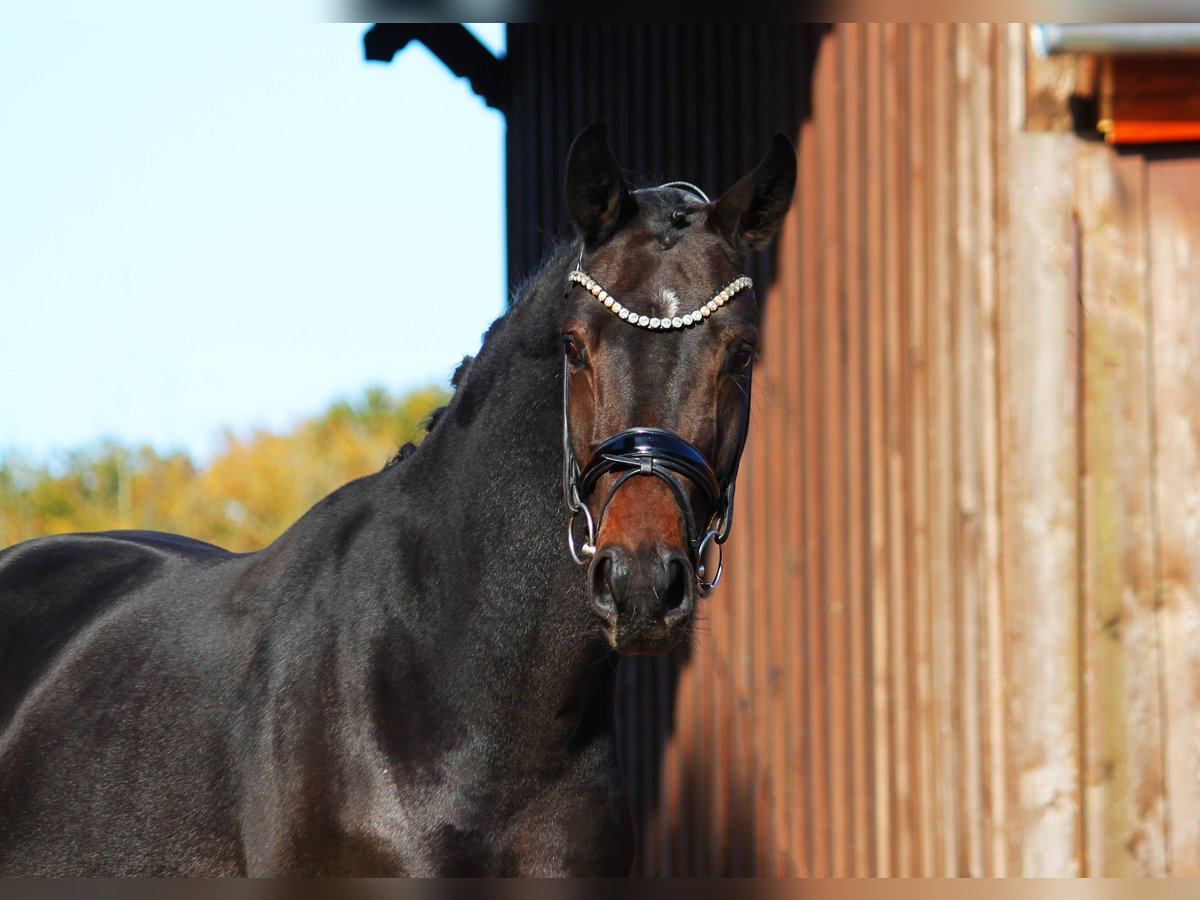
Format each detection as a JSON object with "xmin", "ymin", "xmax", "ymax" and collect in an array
[
  {"xmin": 731, "ymin": 346, "xmax": 755, "ymax": 372},
  {"xmin": 563, "ymin": 335, "xmax": 585, "ymax": 366}
]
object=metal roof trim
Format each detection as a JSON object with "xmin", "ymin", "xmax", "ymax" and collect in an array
[{"xmin": 1033, "ymin": 23, "xmax": 1200, "ymax": 56}]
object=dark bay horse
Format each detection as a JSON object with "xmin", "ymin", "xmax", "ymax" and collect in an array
[{"xmin": 0, "ymin": 123, "xmax": 795, "ymax": 876}]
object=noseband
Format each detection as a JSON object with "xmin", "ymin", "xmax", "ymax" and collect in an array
[{"xmin": 561, "ymin": 253, "xmax": 753, "ymax": 596}]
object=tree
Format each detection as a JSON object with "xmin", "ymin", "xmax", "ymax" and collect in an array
[{"xmin": 0, "ymin": 384, "xmax": 448, "ymax": 552}]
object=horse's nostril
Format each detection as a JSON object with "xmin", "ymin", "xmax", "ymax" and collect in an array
[
  {"xmin": 663, "ymin": 557, "xmax": 689, "ymax": 615},
  {"xmin": 591, "ymin": 554, "xmax": 617, "ymax": 619}
]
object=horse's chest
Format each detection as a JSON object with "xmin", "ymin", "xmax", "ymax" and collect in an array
[
  {"xmin": 492, "ymin": 770, "xmax": 635, "ymax": 876},
  {"xmin": 340, "ymin": 752, "xmax": 634, "ymax": 876}
]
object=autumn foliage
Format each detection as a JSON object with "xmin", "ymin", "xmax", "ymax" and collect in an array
[{"xmin": 0, "ymin": 385, "xmax": 449, "ymax": 552}]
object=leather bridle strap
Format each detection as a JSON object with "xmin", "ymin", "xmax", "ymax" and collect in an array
[
  {"xmin": 578, "ymin": 428, "xmax": 722, "ymax": 512},
  {"xmin": 579, "ymin": 427, "xmax": 723, "ymax": 558}
]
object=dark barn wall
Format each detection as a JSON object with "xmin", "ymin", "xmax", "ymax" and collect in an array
[{"xmin": 503, "ymin": 24, "xmax": 823, "ymax": 294}]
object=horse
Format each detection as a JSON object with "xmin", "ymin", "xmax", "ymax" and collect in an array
[{"xmin": 0, "ymin": 122, "xmax": 795, "ymax": 876}]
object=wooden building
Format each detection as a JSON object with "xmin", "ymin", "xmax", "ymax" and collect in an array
[{"xmin": 368, "ymin": 23, "xmax": 1200, "ymax": 876}]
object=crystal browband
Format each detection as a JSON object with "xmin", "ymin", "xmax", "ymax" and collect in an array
[{"xmin": 567, "ymin": 269, "xmax": 753, "ymax": 331}]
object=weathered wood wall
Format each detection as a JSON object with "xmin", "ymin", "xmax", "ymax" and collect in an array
[{"xmin": 620, "ymin": 23, "xmax": 1200, "ymax": 876}]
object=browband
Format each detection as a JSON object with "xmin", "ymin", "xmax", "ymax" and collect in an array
[{"xmin": 568, "ymin": 269, "xmax": 752, "ymax": 332}]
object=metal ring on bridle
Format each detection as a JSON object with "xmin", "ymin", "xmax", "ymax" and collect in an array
[
  {"xmin": 567, "ymin": 502, "xmax": 597, "ymax": 565},
  {"xmin": 696, "ymin": 529, "xmax": 724, "ymax": 594},
  {"xmin": 713, "ymin": 486, "xmax": 735, "ymax": 545}
]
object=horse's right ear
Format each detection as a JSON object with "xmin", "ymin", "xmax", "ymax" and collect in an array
[
  {"xmin": 565, "ymin": 122, "xmax": 635, "ymax": 248},
  {"xmin": 713, "ymin": 133, "xmax": 797, "ymax": 257}
]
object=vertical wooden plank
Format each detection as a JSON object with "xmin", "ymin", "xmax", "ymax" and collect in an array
[
  {"xmin": 720, "ymin": 574, "xmax": 738, "ymax": 876},
  {"xmin": 816, "ymin": 24, "xmax": 851, "ymax": 879},
  {"xmin": 783, "ymin": 73, "xmax": 809, "ymax": 878},
  {"xmin": 749, "ymin": 286, "xmax": 773, "ymax": 876},
  {"xmin": 746, "ymin": 285, "xmax": 771, "ymax": 877},
  {"xmin": 789, "ymin": 32, "xmax": 815, "ymax": 876},
  {"xmin": 995, "ymin": 23, "xmax": 1083, "ymax": 877},
  {"xmin": 863, "ymin": 22, "xmax": 893, "ymax": 878},
  {"xmin": 952, "ymin": 21, "xmax": 996, "ymax": 877},
  {"xmin": 859, "ymin": 22, "xmax": 897, "ymax": 883},
  {"xmin": 882, "ymin": 22, "xmax": 916, "ymax": 877},
  {"xmin": 711, "ymin": 496, "xmax": 732, "ymax": 872},
  {"xmin": 1077, "ymin": 144, "xmax": 1168, "ymax": 877},
  {"xmin": 798, "ymin": 32, "xmax": 831, "ymax": 876},
  {"xmin": 762, "ymin": 191, "xmax": 802, "ymax": 877},
  {"xmin": 767, "ymin": 33, "xmax": 809, "ymax": 865},
  {"xmin": 671, "ymin": 644, "xmax": 694, "ymax": 876},
  {"xmin": 700, "ymin": 504, "xmax": 717, "ymax": 876},
  {"xmin": 981, "ymin": 24, "xmax": 1010, "ymax": 877},
  {"xmin": 1149, "ymin": 156, "xmax": 1200, "ymax": 876},
  {"xmin": 730, "ymin": 293, "xmax": 754, "ymax": 876},
  {"xmin": 947, "ymin": 23, "xmax": 969, "ymax": 876},
  {"xmin": 904, "ymin": 24, "xmax": 936, "ymax": 876},
  {"xmin": 926, "ymin": 22, "xmax": 959, "ymax": 876},
  {"xmin": 839, "ymin": 23, "xmax": 874, "ymax": 878},
  {"xmin": 694, "ymin": 575, "xmax": 716, "ymax": 875},
  {"xmin": 784, "ymin": 31, "xmax": 809, "ymax": 877}
]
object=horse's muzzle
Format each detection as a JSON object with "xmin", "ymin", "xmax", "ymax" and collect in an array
[{"xmin": 588, "ymin": 544, "xmax": 695, "ymax": 654}]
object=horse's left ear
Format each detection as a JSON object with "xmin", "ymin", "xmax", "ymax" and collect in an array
[
  {"xmin": 713, "ymin": 133, "xmax": 797, "ymax": 256},
  {"xmin": 565, "ymin": 121, "xmax": 636, "ymax": 248}
]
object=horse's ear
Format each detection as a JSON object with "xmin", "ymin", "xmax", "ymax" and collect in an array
[
  {"xmin": 565, "ymin": 121, "xmax": 635, "ymax": 248},
  {"xmin": 713, "ymin": 133, "xmax": 797, "ymax": 257}
]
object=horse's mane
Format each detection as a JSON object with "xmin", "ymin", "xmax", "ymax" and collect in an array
[{"xmin": 382, "ymin": 238, "xmax": 579, "ymax": 471}]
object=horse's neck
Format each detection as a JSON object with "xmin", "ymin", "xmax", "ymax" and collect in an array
[{"xmin": 385, "ymin": 273, "xmax": 614, "ymax": 757}]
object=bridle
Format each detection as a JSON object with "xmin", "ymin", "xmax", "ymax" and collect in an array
[{"xmin": 561, "ymin": 227, "xmax": 754, "ymax": 597}]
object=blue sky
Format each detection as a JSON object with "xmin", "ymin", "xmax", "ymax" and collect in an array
[{"xmin": 0, "ymin": 23, "xmax": 506, "ymax": 464}]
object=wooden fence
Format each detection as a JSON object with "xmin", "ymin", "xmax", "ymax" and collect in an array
[{"xmin": 616, "ymin": 23, "xmax": 1200, "ymax": 876}]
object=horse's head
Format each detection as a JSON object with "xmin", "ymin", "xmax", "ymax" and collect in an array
[{"xmin": 561, "ymin": 122, "xmax": 796, "ymax": 655}]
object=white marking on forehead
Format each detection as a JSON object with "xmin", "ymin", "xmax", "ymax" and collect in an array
[{"xmin": 660, "ymin": 288, "xmax": 681, "ymax": 316}]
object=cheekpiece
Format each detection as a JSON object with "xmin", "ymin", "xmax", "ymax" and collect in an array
[{"xmin": 567, "ymin": 269, "xmax": 753, "ymax": 331}]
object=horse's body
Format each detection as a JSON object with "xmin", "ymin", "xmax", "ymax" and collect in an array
[
  {"xmin": 0, "ymin": 255, "xmax": 627, "ymax": 875},
  {"xmin": 0, "ymin": 124, "xmax": 793, "ymax": 875}
]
